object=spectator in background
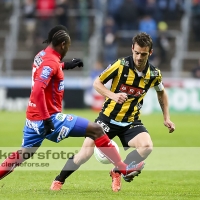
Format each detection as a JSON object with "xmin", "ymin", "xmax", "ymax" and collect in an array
[
  {"xmin": 22, "ymin": 0, "xmax": 36, "ymax": 47},
  {"xmin": 139, "ymin": 14, "xmax": 157, "ymax": 43},
  {"xmin": 117, "ymin": 0, "xmax": 139, "ymax": 31},
  {"xmin": 106, "ymin": 0, "xmax": 123, "ymax": 29},
  {"xmin": 138, "ymin": 14, "xmax": 157, "ymax": 63},
  {"xmin": 74, "ymin": 0, "xmax": 91, "ymax": 41},
  {"xmin": 134, "ymin": 0, "xmax": 147, "ymax": 18},
  {"xmin": 192, "ymin": 59, "xmax": 200, "ymax": 78},
  {"xmin": 157, "ymin": 21, "xmax": 170, "ymax": 66},
  {"xmin": 143, "ymin": 0, "xmax": 160, "ymax": 21},
  {"xmin": 191, "ymin": 0, "xmax": 200, "ymax": 41},
  {"xmin": 102, "ymin": 16, "xmax": 118, "ymax": 67},
  {"xmin": 36, "ymin": 0, "xmax": 56, "ymax": 42},
  {"xmin": 2, "ymin": 0, "xmax": 12, "ymax": 9},
  {"xmin": 157, "ymin": 0, "xmax": 180, "ymax": 21},
  {"xmin": 175, "ymin": 0, "xmax": 186, "ymax": 18},
  {"xmin": 55, "ymin": 0, "xmax": 69, "ymax": 27}
]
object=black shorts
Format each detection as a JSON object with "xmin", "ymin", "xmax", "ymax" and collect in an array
[{"xmin": 94, "ymin": 116, "xmax": 149, "ymax": 150}]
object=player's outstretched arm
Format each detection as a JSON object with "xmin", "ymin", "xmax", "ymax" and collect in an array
[
  {"xmin": 62, "ymin": 58, "xmax": 83, "ymax": 70},
  {"xmin": 156, "ymin": 89, "xmax": 175, "ymax": 133}
]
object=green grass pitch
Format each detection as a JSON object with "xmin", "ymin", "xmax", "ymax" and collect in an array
[{"xmin": 0, "ymin": 109, "xmax": 200, "ymax": 200}]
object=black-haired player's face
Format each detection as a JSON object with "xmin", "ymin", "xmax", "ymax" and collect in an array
[
  {"xmin": 61, "ymin": 40, "xmax": 71, "ymax": 59},
  {"xmin": 132, "ymin": 43, "xmax": 153, "ymax": 71}
]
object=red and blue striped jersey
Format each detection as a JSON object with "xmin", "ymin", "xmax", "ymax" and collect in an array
[{"xmin": 26, "ymin": 46, "xmax": 64, "ymax": 120}]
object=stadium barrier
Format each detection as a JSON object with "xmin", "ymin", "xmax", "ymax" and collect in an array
[
  {"xmin": 142, "ymin": 78, "xmax": 200, "ymax": 114},
  {"xmin": 0, "ymin": 77, "xmax": 200, "ymax": 113}
]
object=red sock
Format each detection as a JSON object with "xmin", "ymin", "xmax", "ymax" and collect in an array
[
  {"xmin": 94, "ymin": 134, "xmax": 127, "ymax": 174},
  {"xmin": 0, "ymin": 151, "xmax": 23, "ymax": 180}
]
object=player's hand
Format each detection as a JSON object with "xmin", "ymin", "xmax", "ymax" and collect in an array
[
  {"xmin": 164, "ymin": 120, "xmax": 175, "ymax": 133},
  {"xmin": 112, "ymin": 93, "xmax": 128, "ymax": 104},
  {"xmin": 64, "ymin": 58, "xmax": 83, "ymax": 70},
  {"xmin": 43, "ymin": 118, "xmax": 55, "ymax": 136}
]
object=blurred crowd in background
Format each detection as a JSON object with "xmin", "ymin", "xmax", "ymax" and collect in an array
[{"xmin": 0, "ymin": 0, "xmax": 200, "ymax": 78}]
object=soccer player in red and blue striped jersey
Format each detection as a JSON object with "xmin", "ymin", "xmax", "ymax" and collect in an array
[{"xmin": 0, "ymin": 25, "xmax": 143, "ymax": 182}]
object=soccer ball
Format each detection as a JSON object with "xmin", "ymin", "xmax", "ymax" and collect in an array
[{"xmin": 94, "ymin": 140, "xmax": 120, "ymax": 164}]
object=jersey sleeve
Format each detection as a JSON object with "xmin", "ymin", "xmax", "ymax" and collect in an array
[
  {"xmin": 99, "ymin": 60, "xmax": 119, "ymax": 84},
  {"xmin": 154, "ymin": 70, "xmax": 164, "ymax": 91},
  {"xmin": 154, "ymin": 82, "xmax": 164, "ymax": 91}
]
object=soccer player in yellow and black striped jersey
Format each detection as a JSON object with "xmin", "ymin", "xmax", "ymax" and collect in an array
[{"xmin": 50, "ymin": 32, "xmax": 175, "ymax": 192}]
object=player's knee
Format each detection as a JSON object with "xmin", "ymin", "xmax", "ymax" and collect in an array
[
  {"xmin": 138, "ymin": 142, "xmax": 153, "ymax": 158},
  {"xmin": 90, "ymin": 123, "xmax": 104, "ymax": 139},
  {"xmin": 144, "ymin": 144, "xmax": 153, "ymax": 155}
]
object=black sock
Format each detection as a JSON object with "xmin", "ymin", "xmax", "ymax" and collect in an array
[
  {"xmin": 123, "ymin": 150, "xmax": 144, "ymax": 164},
  {"xmin": 113, "ymin": 150, "xmax": 144, "ymax": 173},
  {"xmin": 55, "ymin": 156, "xmax": 80, "ymax": 183}
]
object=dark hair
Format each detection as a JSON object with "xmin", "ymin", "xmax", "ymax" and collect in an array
[
  {"xmin": 43, "ymin": 25, "xmax": 70, "ymax": 46},
  {"xmin": 132, "ymin": 32, "xmax": 153, "ymax": 51}
]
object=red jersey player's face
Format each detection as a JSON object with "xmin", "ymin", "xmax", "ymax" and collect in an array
[
  {"xmin": 61, "ymin": 40, "xmax": 71, "ymax": 60},
  {"xmin": 132, "ymin": 43, "xmax": 153, "ymax": 71}
]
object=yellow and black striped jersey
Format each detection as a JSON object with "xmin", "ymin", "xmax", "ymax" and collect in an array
[{"xmin": 98, "ymin": 55, "xmax": 163, "ymax": 123}]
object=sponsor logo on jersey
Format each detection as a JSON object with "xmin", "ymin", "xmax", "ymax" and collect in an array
[
  {"xmin": 40, "ymin": 66, "xmax": 52, "ymax": 79},
  {"xmin": 56, "ymin": 113, "xmax": 66, "ymax": 122},
  {"xmin": 28, "ymin": 101, "xmax": 36, "ymax": 107},
  {"xmin": 129, "ymin": 124, "xmax": 144, "ymax": 129},
  {"xmin": 119, "ymin": 84, "xmax": 145, "ymax": 98},
  {"xmin": 57, "ymin": 126, "xmax": 69, "ymax": 142},
  {"xmin": 133, "ymin": 124, "xmax": 144, "ymax": 128},
  {"xmin": 58, "ymin": 80, "xmax": 64, "ymax": 91},
  {"xmin": 66, "ymin": 114, "xmax": 73, "ymax": 121},
  {"xmin": 39, "ymin": 51, "xmax": 46, "ymax": 56}
]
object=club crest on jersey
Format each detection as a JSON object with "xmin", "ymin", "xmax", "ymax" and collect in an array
[
  {"xmin": 150, "ymin": 71, "xmax": 159, "ymax": 77},
  {"xmin": 58, "ymin": 80, "xmax": 64, "ymax": 91},
  {"xmin": 66, "ymin": 114, "xmax": 73, "ymax": 121},
  {"xmin": 40, "ymin": 66, "xmax": 52, "ymax": 79},
  {"xmin": 120, "ymin": 59, "xmax": 129, "ymax": 67}
]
